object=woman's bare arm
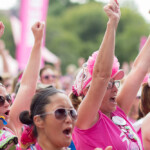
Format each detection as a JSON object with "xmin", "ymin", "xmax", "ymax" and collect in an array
[
  {"xmin": 117, "ymin": 36, "xmax": 150, "ymax": 114},
  {"xmin": 9, "ymin": 22, "xmax": 45, "ymax": 137},
  {"xmin": 76, "ymin": 0, "xmax": 120, "ymax": 129}
]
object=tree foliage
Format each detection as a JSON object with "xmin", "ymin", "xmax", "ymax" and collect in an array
[
  {"xmin": 46, "ymin": 1, "xmax": 149, "ymax": 73},
  {"xmin": 0, "ymin": 13, "xmax": 15, "ymax": 57}
]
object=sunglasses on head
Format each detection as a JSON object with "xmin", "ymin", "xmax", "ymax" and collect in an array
[
  {"xmin": 43, "ymin": 75, "xmax": 57, "ymax": 80},
  {"xmin": 0, "ymin": 95, "xmax": 12, "ymax": 107},
  {"xmin": 37, "ymin": 108, "xmax": 77, "ymax": 121}
]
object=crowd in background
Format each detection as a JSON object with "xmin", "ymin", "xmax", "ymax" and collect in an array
[
  {"xmin": 0, "ymin": 0, "xmax": 150, "ymax": 150},
  {"xmin": 0, "ymin": 46, "xmax": 143, "ymax": 124}
]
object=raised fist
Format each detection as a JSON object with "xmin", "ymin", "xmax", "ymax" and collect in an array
[{"xmin": 31, "ymin": 21, "xmax": 45, "ymax": 42}]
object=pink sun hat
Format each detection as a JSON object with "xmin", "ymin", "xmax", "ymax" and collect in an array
[{"xmin": 72, "ymin": 51, "xmax": 124, "ymax": 96}]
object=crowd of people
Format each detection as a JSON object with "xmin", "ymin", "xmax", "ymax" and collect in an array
[{"xmin": 0, "ymin": 0, "xmax": 150, "ymax": 150}]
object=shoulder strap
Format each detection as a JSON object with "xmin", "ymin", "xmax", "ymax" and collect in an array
[{"xmin": 30, "ymin": 145, "xmax": 37, "ymax": 150}]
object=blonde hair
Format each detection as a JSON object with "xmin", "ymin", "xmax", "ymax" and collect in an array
[{"xmin": 69, "ymin": 92, "xmax": 82, "ymax": 110}]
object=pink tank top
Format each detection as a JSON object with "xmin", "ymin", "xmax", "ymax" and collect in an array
[
  {"xmin": 137, "ymin": 129, "xmax": 143, "ymax": 145},
  {"xmin": 73, "ymin": 106, "xmax": 143, "ymax": 150}
]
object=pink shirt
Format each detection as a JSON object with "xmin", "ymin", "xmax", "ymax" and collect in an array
[
  {"xmin": 73, "ymin": 106, "xmax": 143, "ymax": 150},
  {"xmin": 137, "ymin": 129, "xmax": 142, "ymax": 145}
]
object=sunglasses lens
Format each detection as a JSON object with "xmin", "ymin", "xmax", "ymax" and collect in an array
[
  {"xmin": 55, "ymin": 109, "xmax": 67, "ymax": 120},
  {"xmin": 6, "ymin": 95, "xmax": 12, "ymax": 105},
  {"xmin": 107, "ymin": 82, "xmax": 113, "ymax": 89},
  {"xmin": 8, "ymin": 139, "xmax": 13, "ymax": 144},
  {"xmin": 44, "ymin": 75, "xmax": 49, "ymax": 80},
  {"xmin": 52, "ymin": 75, "xmax": 56, "ymax": 79},
  {"xmin": 3, "ymin": 144, "xmax": 8, "ymax": 149},
  {"xmin": 115, "ymin": 81, "xmax": 120, "ymax": 88},
  {"xmin": 70, "ymin": 110, "xmax": 77, "ymax": 120},
  {"xmin": 0, "ymin": 96, "xmax": 5, "ymax": 106}
]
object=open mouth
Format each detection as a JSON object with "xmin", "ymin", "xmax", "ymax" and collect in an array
[
  {"xmin": 63, "ymin": 128, "xmax": 72, "ymax": 136},
  {"xmin": 110, "ymin": 97, "xmax": 117, "ymax": 104},
  {"xmin": 4, "ymin": 110, "xmax": 10, "ymax": 116}
]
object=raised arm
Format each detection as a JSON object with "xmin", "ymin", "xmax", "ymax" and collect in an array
[
  {"xmin": 9, "ymin": 21, "xmax": 45, "ymax": 137},
  {"xmin": 117, "ymin": 36, "xmax": 150, "ymax": 114},
  {"xmin": 76, "ymin": 0, "xmax": 120, "ymax": 129}
]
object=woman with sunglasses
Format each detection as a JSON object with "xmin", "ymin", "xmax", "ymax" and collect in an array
[
  {"xmin": 0, "ymin": 21, "xmax": 45, "ymax": 149},
  {"xmin": 19, "ymin": 86, "xmax": 77, "ymax": 150},
  {"xmin": 70, "ymin": 0, "xmax": 150, "ymax": 149},
  {"xmin": 40, "ymin": 65, "xmax": 61, "ymax": 89}
]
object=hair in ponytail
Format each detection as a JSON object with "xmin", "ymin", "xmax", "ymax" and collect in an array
[
  {"xmin": 19, "ymin": 111, "xmax": 33, "ymax": 125},
  {"xmin": 69, "ymin": 92, "xmax": 82, "ymax": 110}
]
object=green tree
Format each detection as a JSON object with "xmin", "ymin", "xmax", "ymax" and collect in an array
[
  {"xmin": 46, "ymin": 2, "xmax": 108, "ymax": 73},
  {"xmin": 0, "ymin": 13, "xmax": 15, "ymax": 58},
  {"xmin": 48, "ymin": 0, "xmax": 77, "ymax": 16},
  {"xmin": 116, "ymin": 7, "xmax": 150, "ymax": 65},
  {"xmin": 46, "ymin": 1, "xmax": 149, "ymax": 73}
]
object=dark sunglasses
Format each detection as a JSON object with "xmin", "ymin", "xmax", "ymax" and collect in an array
[
  {"xmin": 43, "ymin": 75, "xmax": 57, "ymax": 80},
  {"xmin": 37, "ymin": 108, "xmax": 78, "ymax": 121},
  {"xmin": 0, "ymin": 95, "xmax": 12, "ymax": 106}
]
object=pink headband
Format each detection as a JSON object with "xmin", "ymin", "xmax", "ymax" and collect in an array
[{"xmin": 72, "ymin": 51, "xmax": 120, "ymax": 96}]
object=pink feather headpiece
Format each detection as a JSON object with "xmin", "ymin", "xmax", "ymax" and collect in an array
[
  {"xmin": 87, "ymin": 51, "xmax": 120, "ymax": 77},
  {"xmin": 72, "ymin": 51, "xmax": 122, "ymax": 96}
]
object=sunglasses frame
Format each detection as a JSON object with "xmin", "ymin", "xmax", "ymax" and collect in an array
[
  {"xmin": 42, "ymin": 74, "xmax": 57, "ymax": 80},
  {"xmin": 107, "ymin": 80, "xmax": 120, "ymax": 89},
  {"xmin": 36, "ymin": 108, "xmax": 77, "ymax": 121},
  {"xmin": 0, "ymin": 94, "xmax": 12, "ymax": 107}
]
